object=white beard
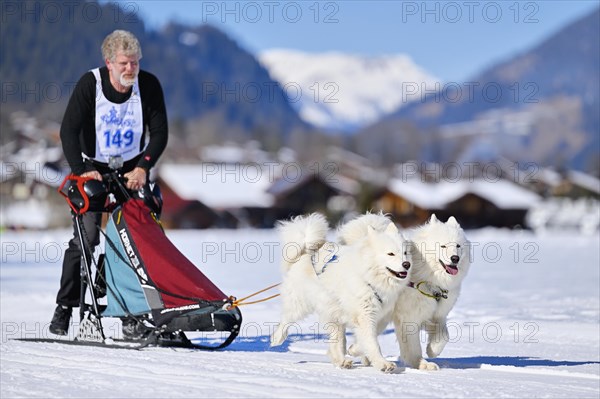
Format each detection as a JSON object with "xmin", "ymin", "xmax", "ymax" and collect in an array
[{"xmin": 118, "ymin": 71, "xmax": 137, "ymax": 87}]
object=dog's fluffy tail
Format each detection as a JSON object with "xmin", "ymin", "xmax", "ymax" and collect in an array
[
  {"xmin": 277, "ymin": 213, "xmax": 329, "ymax": 271},
  {"xmin": 338, "ymin": 212, "xmax": 392, "ymax": 245}
]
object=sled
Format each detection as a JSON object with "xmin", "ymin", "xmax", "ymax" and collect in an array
[{"xmin": 38, "ymin": 158, "xmax": 242, "ymax": 350}]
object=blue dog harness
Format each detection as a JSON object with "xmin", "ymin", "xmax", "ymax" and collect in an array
[{"xmin": 312, "ymin": 249, "xmax": 338, "ymax": 276}]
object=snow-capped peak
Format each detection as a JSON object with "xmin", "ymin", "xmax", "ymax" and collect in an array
[{"xmin": 259, "ymin": 49, "xmax": 439, "ymax": 131}]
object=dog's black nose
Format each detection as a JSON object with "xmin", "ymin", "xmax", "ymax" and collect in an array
[
  {"xmin": 451, "ymin": 255, "xmax": 460, "ymax": 264},
  {"xmin": 402, "ymin": 261, "xmax": 411, "ymax": 270}
]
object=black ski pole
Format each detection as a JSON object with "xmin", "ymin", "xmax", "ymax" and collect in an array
[{"xmin": 74, "ymin": 214, "xmax": 105, "ymax": 341}]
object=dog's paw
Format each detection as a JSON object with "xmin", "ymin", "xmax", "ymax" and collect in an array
[
  {"xmin": 418, "ymin": 359, "xmax": 440, "ymax": 371},
  {"xmin": 338, "ymin": 359, "xmax": 354, "ymax": 369},
  {"xmin": 348, "ymin": 344, "xmax": 371, "ymax": 365},
  {"xmin": 374, "ymin": 361, "xmax": 396, "ymax": 373}
]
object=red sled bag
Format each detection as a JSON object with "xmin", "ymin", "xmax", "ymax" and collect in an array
[
  {"xmin": 102, "ymin": 198, "xmax": 242, "ymax": 348},
  {"xmin": 49, "ymin": 168, "xmax": 242, "ymax": 350}
]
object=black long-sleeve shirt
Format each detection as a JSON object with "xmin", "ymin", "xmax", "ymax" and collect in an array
[{"xmin": 60, "ymin": 66, "xmax": 168, "ymax": 175}]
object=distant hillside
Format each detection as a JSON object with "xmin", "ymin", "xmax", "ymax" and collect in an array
[
  {"xmin": 259, "ymin": 49, "xmax": 437, "ymax": 132},
  {"xmin": 358, "ymin": 8, "xmax": 599, "ymax": 171},
  {"xmin": 0, "ymin": 0, "xmax": 308, "ymax": 142}
]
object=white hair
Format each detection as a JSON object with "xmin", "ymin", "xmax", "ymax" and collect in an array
[{"xmin": 101, "ymin": 30, "xmax": 142, "ymax": 62}]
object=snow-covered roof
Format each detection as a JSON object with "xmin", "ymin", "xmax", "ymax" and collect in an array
[
  {"xmin": 467, "ymin": 179, "xmax": 541, "ymax": 209},
  {"xmin": 568, "ymin": 170, "xmax": 600, "ymax": 194},
  {"xmin": 267, "ymin": 170, "xmax": 360, "ymax": 197},
  {"xmin": 159, "ymin": 164, "xmax": 274, "ymax": 209},
  {"xmin": 388, "ymin": 178, "xmax": 466, "ymax": 209},
  {"xmin": 388, "ymin": 178, "xmax": 540, "ymax": 210},
  {"xmin": 534, "ymin": 167, "xmax": 563, "ymax": 187}
]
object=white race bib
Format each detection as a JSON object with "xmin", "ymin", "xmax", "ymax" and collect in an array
[{"xmin": 92, "ymin": 68, "xmax": 145, "ymax": 163}]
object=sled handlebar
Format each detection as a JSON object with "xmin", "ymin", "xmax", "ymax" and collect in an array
[
  {"xmin": 59, "ymin": 168, "xmax": 162, "ymax": 216},
  {"xmin": 58, "ymin": 170, "xmax": 132, "ymax": 215},
  {"xmin": 101, "ymin": 170, "xmax": 132, "ymax": 196}
]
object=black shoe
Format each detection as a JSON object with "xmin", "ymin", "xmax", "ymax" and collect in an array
[
  {"xmin": 121, "ymin": 317, "xmax": 152, "ymax": 340},
  {"xmin": 49, "ymin": 305, "xmax": 72, "ymax": 335}
]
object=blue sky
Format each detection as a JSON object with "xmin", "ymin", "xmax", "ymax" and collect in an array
[{"xmin": 116, "ymin": 1, "xmax": 599, "ymax": 82}]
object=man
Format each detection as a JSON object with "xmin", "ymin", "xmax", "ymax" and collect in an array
[{"xmin": 51, "ymin": 30, "xmax": 168, "ymax": 338}]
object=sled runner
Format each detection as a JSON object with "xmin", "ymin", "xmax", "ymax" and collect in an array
[{"xmin": 29, "ymin": 159, "xmax": 242, "ymax": 350}]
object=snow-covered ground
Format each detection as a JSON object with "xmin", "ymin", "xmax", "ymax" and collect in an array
[{"xmin": 1, "ymin": 227, "xmax": 599, "ymax": 398}]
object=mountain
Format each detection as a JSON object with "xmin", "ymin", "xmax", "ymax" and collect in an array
[
  {"xmin": 259, "ymin": 49, "xmax": 438, "ymax": 132},
  {"xmin": 0, "ymin": 0, "xmax": 308, "ymax": 146},
  {"xmin": 357, "ymin": 8, "xmax": 600, "ymax": 172},
  {"xmin": 2, "ymin": 1, "xmax": 598, "ymax": 172},
  {"xmin": 146, "ymin": 24, "xmax": 308, "ymax": 136}
]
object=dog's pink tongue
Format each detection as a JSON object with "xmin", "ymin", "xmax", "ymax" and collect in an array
[{"xmin": 445, "ymin": 264, "xmax": 459, "ymax": 275}]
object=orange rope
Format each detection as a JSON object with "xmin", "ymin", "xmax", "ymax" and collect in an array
[{"xmin": 231, "ymin": 283, "xmax": 281, "ymax": 308}]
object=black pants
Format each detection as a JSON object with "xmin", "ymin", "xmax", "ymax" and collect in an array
[{"xmin": 56, "ymin": 211, "xmax": 102, "ymax": 307}]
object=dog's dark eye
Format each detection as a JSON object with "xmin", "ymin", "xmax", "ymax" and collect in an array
[
  {"xmin": 457, "ymin": 244, "xmax": 461, "ymax": 248},
  {"xmin": 387, "ymin": 252, "xmax": 395, "ymax": 256},
  {"xmin": 440, "ymin": 245, "xmax": 446, "ymax": 248},
  {"xmin": 404, "ymin": 251, "xmax": 407, "ymax": 256}
]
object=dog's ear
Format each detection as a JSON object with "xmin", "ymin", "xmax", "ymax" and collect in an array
[
  {"xmin": 447, "ymin": 216, "xmax": 459, "ymax": 227},
  {"xmin": 367, "ymin": 225, "xmax": 376, "ymax": 236},
  {"xmin": 384, "ymin": 222, "xmax": 398, "ymax": 236},
  {"xmin": 429, "ymin": 214, "xmax": 439, "ymax": 224}
]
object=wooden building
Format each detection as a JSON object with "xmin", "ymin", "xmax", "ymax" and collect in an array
[{"xmin": 373, "ymin": 178, "xmax": 541, "ymax": 229}]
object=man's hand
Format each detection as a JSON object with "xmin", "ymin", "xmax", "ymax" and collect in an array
[
  {"xmin": 81, "ymin": 170, "xmax": 102, "ymax": 180},
  {"xmin": 124, "ymin": 167, "xmax": 147, "ymax": 190}
]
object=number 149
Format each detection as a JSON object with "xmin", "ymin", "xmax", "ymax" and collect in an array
[{"xmin": 103, "ymin": 129, "xmax": 134, "ymax": 148}]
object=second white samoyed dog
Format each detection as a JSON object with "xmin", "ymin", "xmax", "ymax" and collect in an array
[
  {"xmin": 270, "ymin": 213, "xmax": 411, "ymax": 372},
  {"xmin": 395, "ymin": 214, "xmax": 471, "ymax": 370},
  {"xmin": 339, "ymin": 213, "xmax": 471, "ymax": 371}
]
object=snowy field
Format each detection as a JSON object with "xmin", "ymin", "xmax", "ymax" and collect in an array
[{"xmin": 1, "ymin": 227, "xmax": 599, "ymax": 398}]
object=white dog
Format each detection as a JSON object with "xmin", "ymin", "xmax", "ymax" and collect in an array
[
  {"xmin": 339, "ymin": 213, "xmax": 471, "ymax": 371},
  {"xmin": 270, "ymin": 213, "xmax": 411, "ymax": 372},
  {"xmin": 394, "ymin": 214, "xmax": 471, "ymax": 370}
]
